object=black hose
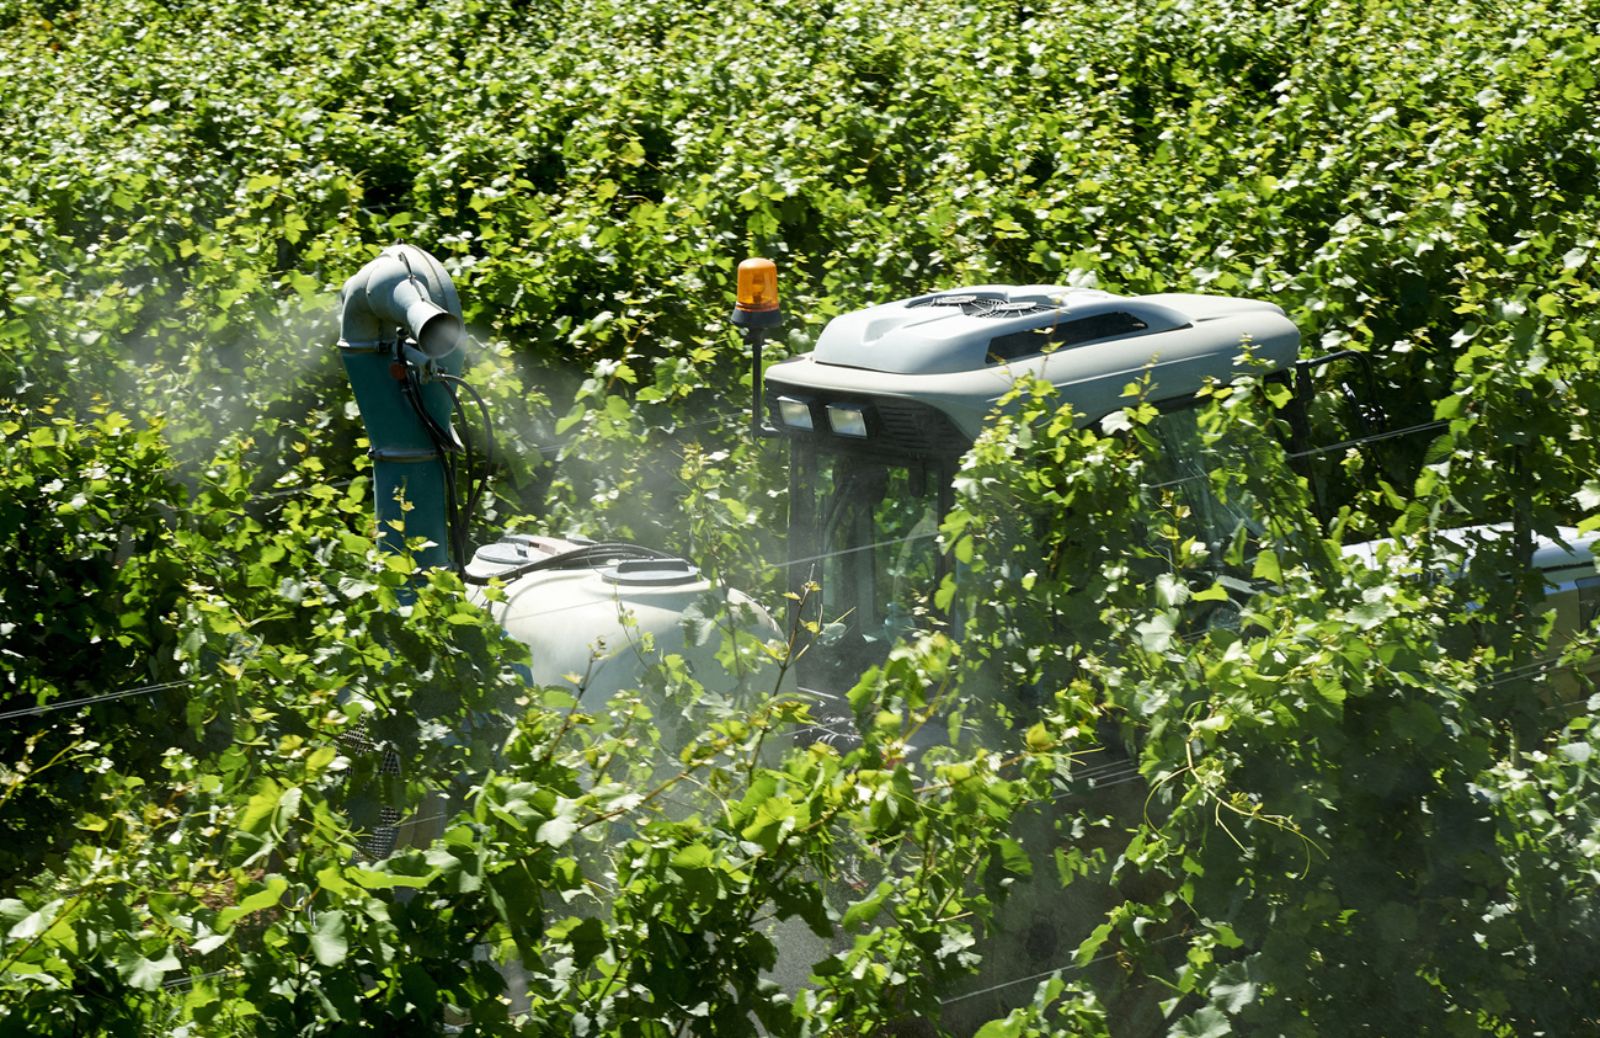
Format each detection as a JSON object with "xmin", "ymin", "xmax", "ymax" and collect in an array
[
  {"xmin": 438, "ymin": 377, "xmax": 474, "ymax": 566},
  {"xmin": 438, "ymin": 372, "xmax": 496, "ymax": 530},
  {"xmin": 398, "ymin": 351, "xmax": 465, "ymax": 572}
]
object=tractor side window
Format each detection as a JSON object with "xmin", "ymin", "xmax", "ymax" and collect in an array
[
  {"xmin": 804, "ymin": 457, "xmax": 942, "ymax": 689},
  {"xmin": 1579, "ymin": 575, "xmax": 1600, "ymax": 628},
  {"xmin": 818, "ymin": 461, "xmax": 940, "ymax": 640},
  {"xmin": 1146, "ymin": 405, "xmax": 1261, "ymax": 558},
  {"xmin": 987, "ymin": 311, "xmax": 1150, "ymax": 364},
  {"xmin": 868, "ymin": 466, "xmax": 942, "ymax": 634}
]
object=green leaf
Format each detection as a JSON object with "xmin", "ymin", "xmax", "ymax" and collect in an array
[
  {"xmin": 1136, "ymin": 613, "xmax": 1176, "ymax": 653},
  {"xmin": 1210, "ymin": 961, "xmax": 1260, "ymax": 1012},
  {"xmin": 536, "ymin": 813, "xmax": 578, "ymax": 848},
  {"xmin": 218, "ymin": 876, "xmax": 288, "ymax": 929},
  {"xmin": 1074, "ymin": 921, "xmax": 1114, "ymax": 967},
  {"xmin": 316, "ymin": 864, "xmax": 356, "ymax": 897},
  {"xmin": 555, "ymin": 408, "xmax": 586, "ymax": 436},
  {"xmin": 1173, "ymin": 1006, "xmax": 1232, "ymax": 1038},
  {"xmin": 671, "ymin": 843, "xmax": 715, "ymax": 870},
  {"xmin": 118, "ymin": 946, "xmax": 180, "ymax": 992},
  {"xmin": 1433, "ymin": 393, "xmax": 1467, "ymax": 420},
  {"xmin": 6, "ymin": 900, "xmax": 62, "ymax": 941},
  {"xmin": 348, "ymin": 868, "xmax": 434, "ymax": 891},
  {"xmin": 994, "ymin": 837, "xmax": 1032, "ymax": 877},
  {"xmin": 841, "ymin": 881, "xmax": 893, "ymax": 930},
  {"xmin": 1251, "ymin": 550, "xmax": 1282, "ymax": 584},
  {"xmin": 973, "ymin": 1016, "xmax": 1025, "ymax": 1038},
  {"xmin": 238, "ymin": 780, "xmax": 284, "ymax": 835},
  {"xmin": 565, "ymin": 916, "xmax": 607, "ymax": 967},
  {"xmin": 310, "ymin": 910, "xmax": 348, "ymax": 967}
]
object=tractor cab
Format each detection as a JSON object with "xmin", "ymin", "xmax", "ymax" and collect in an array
[{"xmin": 750, "ymin": 276, "xmax": 1302, "ymax": 691}]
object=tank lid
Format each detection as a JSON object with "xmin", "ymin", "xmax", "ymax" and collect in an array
[
  {"xmin": 467, "ymin": 533, "xmax": 598, "ymax": 578},
  {"xmin": 600, "ymin": 558, "xmax": 700, "ymax": 587}
]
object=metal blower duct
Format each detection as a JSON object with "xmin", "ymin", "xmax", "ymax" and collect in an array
[{"xmin": 336, "ymin": 244, "xmax": 466, "ymax": 569}]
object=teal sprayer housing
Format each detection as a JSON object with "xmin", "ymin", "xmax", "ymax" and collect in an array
[{"xmin": 336, "ymin": 245, "xmax": 465, "ymax": 569}]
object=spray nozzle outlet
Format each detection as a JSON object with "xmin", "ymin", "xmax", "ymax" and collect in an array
[
  {"xmin": 402, "ymin": 294, "xmax": 462, "ymax": 359},
  {"xmin": 338, "ymin": 244, "xmax": 465, "ymax": 356}
]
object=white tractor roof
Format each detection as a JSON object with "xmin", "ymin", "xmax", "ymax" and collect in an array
[{"xmin": 766, "ymin": 285, "xmax": 1300, "ymax": 447}]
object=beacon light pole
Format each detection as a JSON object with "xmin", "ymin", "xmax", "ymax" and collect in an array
[{"xmin": 731, "ymin": 257, "xmax": 783, "ymax": 440}]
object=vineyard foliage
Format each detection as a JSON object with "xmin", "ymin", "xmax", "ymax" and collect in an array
[{"xmin": 2, "ymin": 0, "xmax": 1599, "ymax": 1033}]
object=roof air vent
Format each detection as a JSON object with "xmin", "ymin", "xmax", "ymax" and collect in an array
[
  {"xmin": 907, "ymin": 292, "xmax": 1008, "ymax": 316},
  {"xmin": 976, "ymin": 300, "xmax": 1055, "ymax": 319}
]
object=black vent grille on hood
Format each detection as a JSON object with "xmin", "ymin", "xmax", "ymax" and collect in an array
[
  {"xmin": 907, "ymin": 294, "xmax": 1061, "ymax": 319},
  {"xmin": 907, "ymin": 293, "xmax": 996, "ymax": 316},
  {"xmin": 908, "ymin": 292, "xmax": 1061, "ymax": 318},
  {"xmin": 972, "ymin": 300, "xmax": 1057, "ymax": 319}
]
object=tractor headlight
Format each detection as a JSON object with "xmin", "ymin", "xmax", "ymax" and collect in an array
[
  {"xmin": 776, "ymin": 396, "xmax": 814, "ymax": 430},
  {"xmin": 827, "ymin": 404, "xmax": 869, "ymax": 439}
]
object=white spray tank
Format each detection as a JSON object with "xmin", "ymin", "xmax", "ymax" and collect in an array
[{"xmin": 463, "ymin": 534, "xmax": 785, "ymax": 713}]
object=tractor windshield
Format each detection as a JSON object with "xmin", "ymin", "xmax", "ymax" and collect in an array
[{"xmin": 786, "ymin": 447, "xmax": 955, "ymax": 691}]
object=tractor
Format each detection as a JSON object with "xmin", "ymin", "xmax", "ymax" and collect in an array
[{"xmin": 334, "ymin": 244, "xmax": 1597, "ymax": 1030}]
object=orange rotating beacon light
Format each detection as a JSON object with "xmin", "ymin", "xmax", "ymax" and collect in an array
[{"xmin": 732, "ymin": 258, "xmax": 783, "ymax": 437}]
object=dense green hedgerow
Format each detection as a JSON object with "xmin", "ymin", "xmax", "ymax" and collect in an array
[{"xmin": 2, "ymin": 0, "xmax": 1599, "ymax": 1034}]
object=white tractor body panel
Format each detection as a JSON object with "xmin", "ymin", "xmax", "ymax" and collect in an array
[{"xmin": 768, "ymin": 286, "xmax": 1300, "ymax": 442}]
